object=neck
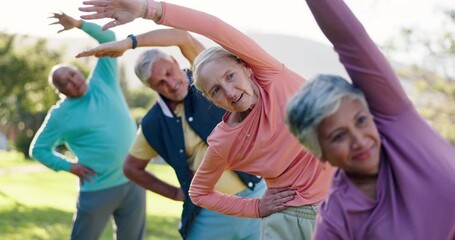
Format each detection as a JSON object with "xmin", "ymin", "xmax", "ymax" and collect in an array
[
  {"xmin": 238, "ymin": 107, "xmax": 254, "ymax": 122},
  {"xmin": 346, "ymin": 172, "xmax": 378, "ymax": 199},
  {"xmin": 346, "ymin": 172, "xmax": 378, "ymax": 183},
  {"xmin": 163, "ymin": 98, "xmax": 183, "ymax": 112}
]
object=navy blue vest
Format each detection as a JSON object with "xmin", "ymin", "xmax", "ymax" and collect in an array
[{"xmin": 141, "ymin": 70, "xmax": 261, "ymax": 238}]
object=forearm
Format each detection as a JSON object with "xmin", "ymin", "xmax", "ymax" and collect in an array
[
  {"xmin": 157, "ymin": 2, "xmax": 280, "ymax": 70},
  {"xmin": 81, "ymin": 21, "xmax": 116, "ymax": 43},
  {"xmin": 29, "ymin": 144, "xmax": 72, "ymax": 172},
  {"xmin": 134, "ymin": 28, "xmax": 204, "ymax": 65},
  {"xmin": 123, "ymin": 154, "xmax": 182, "ymax": 200},
  {"xmin": 188, "ymin": 149, "xmax": 260, "ymax": 218},
  {"xmin": 29, "ymin": 114, "xmax": 72, "ymax": 172},
  {"xmin": 126, "ymin": 168, "xmax": 182, "ymax": 200}
]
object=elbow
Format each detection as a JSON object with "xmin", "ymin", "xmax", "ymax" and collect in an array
[
  {"xmin": 188, "ymin": 187, "xmax": 204, "ymax": 207},
  {"xmin": 28, "ymin": 144, "xmax": 41, "ymax": 160},
  {"xmin": 122, "ymin": 162, "xmax": 135, "ymax": 180},
  {"xmin": 28, "ymin": 146, "xmax": 35, "ymax": 160}
]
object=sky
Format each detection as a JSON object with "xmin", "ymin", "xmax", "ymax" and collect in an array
[
  {"xmin": 2, "ymin": 0, "xmax": 451, "ymax": 42},
  {"xmin": 1, "ymin": 0, "xmax": 452, "ymax": 65}
]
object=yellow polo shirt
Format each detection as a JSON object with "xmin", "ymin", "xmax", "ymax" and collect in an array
[{"xmin": 129, "ymin": 103, "xmax": 246, "ymax": 195}]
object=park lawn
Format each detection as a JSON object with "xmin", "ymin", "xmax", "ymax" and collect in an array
[{"xmin": 0, "ymin": 159, "xmax": 182, "ymax": 240}]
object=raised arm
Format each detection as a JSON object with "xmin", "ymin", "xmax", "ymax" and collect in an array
[
  {"xmin": 306, "ymin": 0, "xmax": 412, "ymax": 115},
  {"xmin": 76, "ymin": 28, "xmax": 204, "ymax": 65},
  {"xmin": 80, "ymin": 0, "xmax": 281, "ymax": 74},
  {"xmin": 50, "ymin": 12, "xmax": 115, "ymax": 44}
]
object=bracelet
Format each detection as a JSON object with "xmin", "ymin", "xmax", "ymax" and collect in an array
[
  {"xmin": 144, "ymin": 0, "xmax": 158, "ymax": 20},
  {"xmin": 127, "ymin": 34, "xmax": 137, "ymax": 49}
]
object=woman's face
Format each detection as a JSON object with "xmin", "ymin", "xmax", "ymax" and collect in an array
[
  {"xmin": 196, "ymin": 58, "xmax": 258, "ymax": 112},
  {"xmin": 317, "ymin": 97, "xmax": 381, "ymax": 176}
]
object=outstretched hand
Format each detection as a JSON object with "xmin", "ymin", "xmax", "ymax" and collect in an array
[
  {"xmin": 258, "ymin": 186, "xmax": 296, "ymax": 217},
  {"xmin": 49, "ymin": 12, "xmax": 82, "ymax": 33},
  {"xmin": 76, "ymin": 39, "xmax": 130, "ymax": 58},
  {"xmin": 79, "ymin": 0, "xmax": 147, "ymax": 31}
]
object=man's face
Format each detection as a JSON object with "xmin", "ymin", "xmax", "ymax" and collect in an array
[
  {"xmin": 52, "ymin": 66, "xmax": 87, "ymax": 98},
  {"xmin": 147, "ymin": 57, "xmax": 189, "ymax": 102}
]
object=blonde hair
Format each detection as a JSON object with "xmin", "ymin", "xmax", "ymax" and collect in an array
[{"xmin": 191, "ymin": 46, "xmax": 240, "ymax": 93}]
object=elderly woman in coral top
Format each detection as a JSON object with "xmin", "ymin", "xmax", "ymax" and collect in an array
[{"xmin": 79, "ymin": 0, "xmax": 335, "ymax": 239}]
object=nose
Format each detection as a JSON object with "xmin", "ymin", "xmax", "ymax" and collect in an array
[
  {"xmin": 166, "ymin": 78, "xmax": 180, "ymax": 91},
  {"xmin": 224, "ymin": 86, "xmax": 236, "ymax": 101},
  {"xmin": 351, "ymin": 130, "xmax": 366, "ymax": 149}
]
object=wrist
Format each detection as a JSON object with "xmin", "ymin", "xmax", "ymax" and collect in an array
[
  {"xmin": 143, "ymin": 0, "xmax": 159, "ymax": 21},
  {"xmin": 127, "ymin": 34, "xmax": 138, "ymax": 49}
]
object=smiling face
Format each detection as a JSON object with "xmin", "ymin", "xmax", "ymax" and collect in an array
[
  {"xmin": 317, "ymin": 97, "xmax": 381, "ymax": 176},
  {"xmin": 147, "ymin": 57, "xmax": 189, "ymax": 102},
  {"xmin": 196, "ymin": 57, "xmax": 258, "ymax": 112},
  {"xmin": 52, "ymin": 66, "xmax": 87, "ymax": 98}
]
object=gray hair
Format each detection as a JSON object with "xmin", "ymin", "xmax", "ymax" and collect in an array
[
  {"xmin": 135, "ymin": 49, "xmax": 172, "ymax": 87},
  {"xmin": 285, "ymin": 74, "xmax": 368, "ymax": 158},
  {"xmin": 192, "ymin": 46, "xmax": 240, "ymax": 93}
]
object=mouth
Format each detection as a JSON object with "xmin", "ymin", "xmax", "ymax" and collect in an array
[
  {"xmin": 172, "ymin": 82, "xmax": 181, "ymax": 92},
  {"xmin": 352, "ymin": 145, "xmax": 374, "ymax": 161},
  {"xmin": 232, "ymin": 93, "xmax": 244, "ymax": 104}
]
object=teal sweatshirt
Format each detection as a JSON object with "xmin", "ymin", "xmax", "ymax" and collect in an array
[{"xmin": 29, "ymin": 21, "xmax": 137, "ymax": 192}]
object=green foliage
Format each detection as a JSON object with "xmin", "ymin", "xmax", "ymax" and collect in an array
[
  {"xmin": 128, "ymin": 87, "xmax": 158, "ymax": 109},
  {"xmin": 0, "ymin": 33, "xmax": 97, "ymax": 157},
  {"xmin": 384, "ymin": 7, "xmax": 455, "ymax": 146},
  {"xmin": 0, "ymin": 33, "xmax": 64, "ymax": 157},
  {"xmin": 130, "ymin": 107, "xmax": 149, "ymax": 124}
]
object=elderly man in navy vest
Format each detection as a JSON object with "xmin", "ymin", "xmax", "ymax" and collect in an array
[{"xmin": 77, "ymin": 28, "xmax": 266, "ymax": 239}]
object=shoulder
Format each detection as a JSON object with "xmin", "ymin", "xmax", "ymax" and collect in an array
[
  {"xmin": 318, "ymin": 170, "xmax": 352, "ymax": 219},
  {"xmin": 141, "ymin": 103, "xmax": 163, "ymax": 125}
]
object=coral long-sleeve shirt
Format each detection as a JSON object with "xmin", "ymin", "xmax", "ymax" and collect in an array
[
  {"xmin": 306, "ymin": 0, "xmax": 455, "ymax": 239},
  {"xmin": 158, "ymin": 3, "xmax": 335, "ymax": 218}
]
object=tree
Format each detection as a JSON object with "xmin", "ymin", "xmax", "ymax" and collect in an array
[
  {"xmin": 382, "ymin": 9, "xmax": 455, "ymax": 145},
  {"xmin": 0, "ymin": 33, "xmax": 93, "ymax": 157}
]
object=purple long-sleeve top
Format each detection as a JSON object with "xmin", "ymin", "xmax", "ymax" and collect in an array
[{"xmin": 308, "ymin": 0, "xmax": 455, "ymax": 239}]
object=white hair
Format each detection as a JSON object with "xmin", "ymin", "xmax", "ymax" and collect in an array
[
  {"xmin": 286, "ymin": 74, "xmax": 368, "ymax": 158},
  {"xmin": 135, "ymin": 49, "xmax": 172, "ymax": 87}
]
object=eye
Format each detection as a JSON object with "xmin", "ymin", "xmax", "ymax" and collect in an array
[
  {"xmin": 210, "ymin": 87, "xmax": 220, "ymax": 97},
  {"xmin": 356, "ymin": 115, "xmax": 368, "ymax": 126},
  {"xmin": 226, "ymin": 72, "xmax": 234, "ymax": 81},
  {"xmin": 331, "ymin": 131, "xmax": 346, "ymax": 143}
]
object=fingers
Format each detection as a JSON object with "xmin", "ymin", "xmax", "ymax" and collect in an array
[
  {"xmin": 101, "ymin": 20, "xmax": 120, "ymax": 31},
  {"xmin": 82, "ymin": 0, "xmax": 111, "ymax": 7},
  {"xmin": 76, "ymin": 51, "xmax": 93, "ymax": 58},
  {"xmin": 79, "ymin": 6, "xmax": 112, "ymax": 20},
  {"xmin": 258, "ymin": 187, "xmax": 297, "ymax": 217}
]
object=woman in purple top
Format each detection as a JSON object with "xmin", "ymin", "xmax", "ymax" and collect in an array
[{"xmin": 286, "ymin": 0, "xmax": 455, "ymax": 239}]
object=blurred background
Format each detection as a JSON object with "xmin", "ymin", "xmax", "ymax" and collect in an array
[{"xmin": 0, "ymin": 0, "xmax": 454, "ymax": 239}]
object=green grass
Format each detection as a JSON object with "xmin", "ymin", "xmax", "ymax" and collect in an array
[
  {"xmin": 0, "ymin": 151, "xmax": 182, "ymax": 240},
  {"xmin": 0, "ymin": 150, "xmax": 38, "ymax": 168}
]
